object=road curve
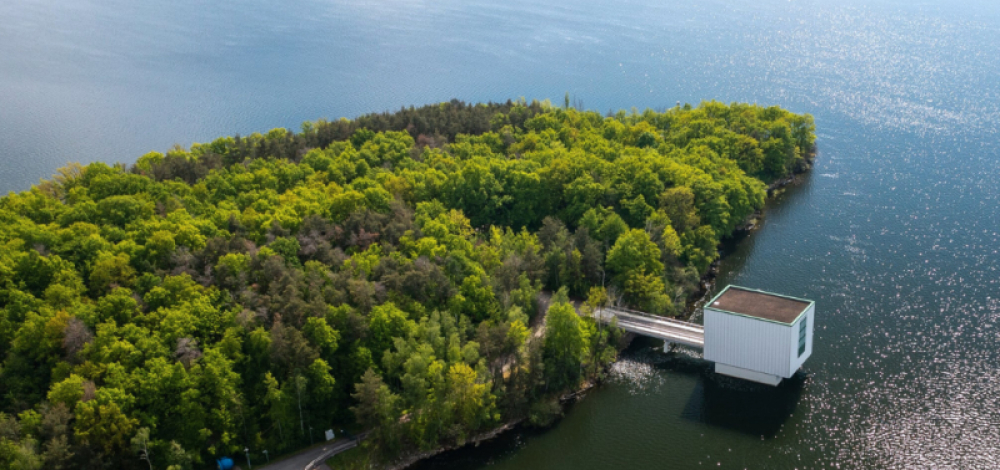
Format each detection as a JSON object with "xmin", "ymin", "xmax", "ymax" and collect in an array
[{"xmin": 256, "ymin": 434, "xmax": 366, "ymax": 470}]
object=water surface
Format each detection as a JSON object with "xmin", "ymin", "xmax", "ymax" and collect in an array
[{"xmin": 3, "ymin": 0, "xmax": 1000, "ymax": 468}]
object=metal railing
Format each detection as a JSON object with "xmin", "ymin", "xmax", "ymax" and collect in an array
[
  {"xmin": 594, "ymin": 306, "xmax": 705, "ymax": 348},
  {"xmin": 597, "ymin": 306, "xmax": 704, "ymax": 330}
]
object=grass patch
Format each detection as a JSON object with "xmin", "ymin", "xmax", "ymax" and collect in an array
[{"xmin": 326, "ymin": 442, "xmax": 372, "ymax": 470}]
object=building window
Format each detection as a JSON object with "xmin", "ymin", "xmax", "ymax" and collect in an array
[{"xmin": 798, "ymin": 317, "xmax": 807, "ymax": 357}]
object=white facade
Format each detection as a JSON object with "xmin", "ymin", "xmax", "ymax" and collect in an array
[{"xmin": 703, "ymin": 287, "xmax": 814, "ymax": 386}]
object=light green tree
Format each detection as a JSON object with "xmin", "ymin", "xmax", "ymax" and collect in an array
[{"xmin": 542, "ymin": 299, "xmax": 590, "ymax": 391}]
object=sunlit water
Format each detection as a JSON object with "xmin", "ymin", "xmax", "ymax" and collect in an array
[{"xmin": 3, "ymin": 0, "xmax": 1000, "ymax": 468}]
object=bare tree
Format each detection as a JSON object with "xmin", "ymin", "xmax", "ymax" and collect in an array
[
  {"xmin": 175, "ymin": 338, "xmax": 203, "ymax": 368},
  {"xmin": 62, "ymin": 317, "xmax": 93, "ymax": 362},
  {"xmin": 81, "ymin": 381, "xmax": 97, "ymax": 402}
]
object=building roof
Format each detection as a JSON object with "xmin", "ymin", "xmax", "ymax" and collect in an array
[{"xmin": 706, "ymin": 286, "xmax": 811, "ymax": 325}]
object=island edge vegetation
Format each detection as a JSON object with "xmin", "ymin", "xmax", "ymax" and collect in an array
[{"xmin": 0, "ymin": 99, "xmax": 814, "ymax": 469}]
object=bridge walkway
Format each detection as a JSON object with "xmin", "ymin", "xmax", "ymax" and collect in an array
[{"xmin": 594, "ymin": 306, "xmax": 704, "ymax": 349}]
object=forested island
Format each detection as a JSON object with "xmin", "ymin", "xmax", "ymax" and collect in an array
[{"xmin": 0, "ymin": 99, "xmax": 814, "ymax": 469}]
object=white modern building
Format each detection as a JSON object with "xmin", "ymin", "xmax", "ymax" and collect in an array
[{"xmin": 702, "ymin": 285, "xmax": 815, "ymax": 386}]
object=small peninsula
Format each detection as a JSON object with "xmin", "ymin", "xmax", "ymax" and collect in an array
[{"xmin": 0, "ymin": 100, "xmax": 814, "ymax": 469}]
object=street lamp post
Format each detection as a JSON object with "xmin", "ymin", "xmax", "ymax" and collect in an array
[{"xmin": 244, "ymin": 447, "xmax": 252, "ymax": 470}]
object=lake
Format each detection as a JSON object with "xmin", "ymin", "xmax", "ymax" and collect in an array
[{"xmin": 3, "ymin": 0, "xmax": 1000, "ymax": 468}]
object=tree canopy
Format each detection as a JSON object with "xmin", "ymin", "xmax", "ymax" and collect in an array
[{"xmin": 0, "ymin": 99, "xmax": 813, "ymax": 469}]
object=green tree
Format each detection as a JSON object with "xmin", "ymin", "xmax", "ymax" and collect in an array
[
  {"xmin": 368, "ymin": 303, "xmax": 412, "ymax": 356},
  {"xmin": 74, "ymin": 388, "xmax": 139, "ymax": 458},
  {"xmin": 88, "ymin": 252, "xmax": 136, "ymax": 295},
  {"xmin": 605, "ymin": 229, "xmax": 663, "ymax": 285},
  {"xmin": 542, "ymin": 299, "xmax": 590, "ymax": 391},
  {"xmin": 681, "ymin": 225, "xmax": 718, "ymax": 272},
  {"xmin": 446, "ymin": 362, "xmax": 493, "ymax": 439},
  {"xmin": 658, "ymin": 187, "xmax": 700, "ymax": 234},
  {"xmin": 351, "ymin": 370, "xmax": 402, "ymax": 456}
]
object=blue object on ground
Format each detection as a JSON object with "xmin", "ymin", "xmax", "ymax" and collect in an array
[{"xmin": 217, "ymin": 457, "xmax": 234, "ymax": 470}]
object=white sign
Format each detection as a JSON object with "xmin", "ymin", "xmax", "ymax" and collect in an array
[{"xmin": 325, "ymin": 429, "xmax": 335, "ymax": 441}]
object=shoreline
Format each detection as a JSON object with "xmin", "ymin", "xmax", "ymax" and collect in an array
[
  {"xmin": 379, "ymin": 156, "xmax": 815, "ymax": 470},
  {"xmin": 384, "ymin": 420, "xmax": 524, "ymax": 470},
  {"xmin": 681, "ymin": 154, "xmax": 815, "ymax": 322},
  {"xmin": 384, "ymin": 379, "xmax": 605, "ymax": 470}
]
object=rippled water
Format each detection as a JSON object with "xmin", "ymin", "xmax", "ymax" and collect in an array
[{"xmin": 4, "ymin": 0, "xmax": 1000, "ymax": 468}]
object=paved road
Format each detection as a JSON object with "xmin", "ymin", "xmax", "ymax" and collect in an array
[{"xmin": 256, "ymin": 434, "xmax": 366, "ymax": 470}]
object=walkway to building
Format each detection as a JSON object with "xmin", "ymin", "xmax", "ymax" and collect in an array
[{"xmin": 594, "ymin": 306, "xmax": 704, "ymax": 349}]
